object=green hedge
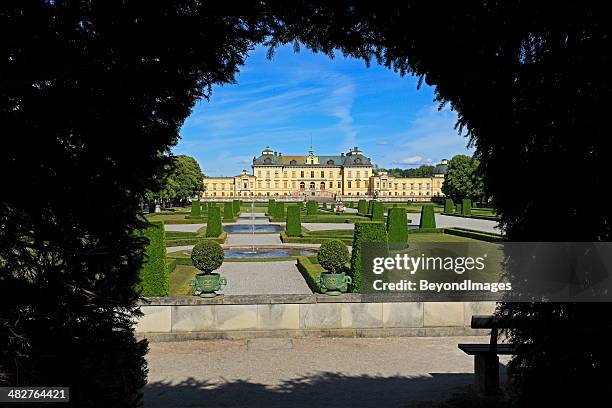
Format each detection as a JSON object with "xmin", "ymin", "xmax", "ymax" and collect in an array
[
  {"xmin": 456, "ymin": 203, "xmax": 462, "ymax": 214},
  {"xmin": 371, "ymin": 201, "xmax": 384, "ymax": 221},
  {"xmin": 223, "ymin": 202, "xmax": 234, "ymax": 220},
  {"xmin": 321, "ymin": 202, "xmax": 327, "ymax": 209},
  {"xmin": 166, "ymin": 232, "xmax": 227, "ymax": 246},
  {"xmin": 306, "ymin": 200, "xmax": 318, "ymax": 215},
  {"xmin": 191, "ymin": 200, "xmax": 201, "ymax": 217},
  {"xmin": 350, "ymin": 221, "xmax": 388, "ymax": 293},
  {"xmin": 387, "ymin": 207, "xmax": 408, "ymax": 245},
  {"xmin": 138, "ymin": 221, "xmax": 169, "ymax": 296},
  {"xmin": 367, "ymin": 200, "xmax": 374, "ymax": 215},
  {"xmin": 285, "ymin": 205, "xmax": 302, "ymax": 237},
  {"xmin": 274, "ymin": 201, "xmax": 285, "ymax": 220},
  {"xmin": 419, "ymin": 204, "xmax": 436, "ymax": 229},
  {"xmin": 444, "ymin": 227, "xmax": 504, "ymax": 242},
  {"xmin": 280, "ymin": 231, "xmax": 353, "ymax": 245},
  {"xmin": 296, "ymin": 256, "xmax": 323, "ymax": 292},
  {"xmin": 444, "ymin": 198, "xmax": 455, "ymax": 214},
  {"xmin": 357, "ymin": 199, "xmax": 367, "ymax": 215},
  {"xmin": 461, "ymin": 198, "xmax": 472, "ymax": 216},
  {"xmin": 206, "ymin": 206, "xmax": 223, "ymax": 237},
  {"xmin": 232, "ymin": 199, "xmax": 240, "ymax": 215},
  {"xmin": 268, "ymin": 199, "xmax": 276, "ymax": 216}
]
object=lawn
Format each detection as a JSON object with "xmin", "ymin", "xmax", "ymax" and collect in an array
[
  {"xmin": 382, "ymin": 202, "xmax": 445, "ymax": 213},
  {"xmin": 165, "ymin": 227, "xmax": 227, "ymax": 246},
  {"xmin": 170, "ymin": 264, "xmax": 197, "ymax": 296}
]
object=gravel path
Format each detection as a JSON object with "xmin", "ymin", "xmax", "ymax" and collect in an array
[
  {"xmin": 408, "ymin": 214, "xmax": 500, "ymax": 234},
  {"xmin": 216, "ymin": 260, "xmax": 311, "ymax": 295},
  {"xmin": 145, "ymin": 336, "xmax": 509, "ymax": 408},
  {"xmin": 165, "ymin": 223, "xmax": 206, "ymax": 232}
]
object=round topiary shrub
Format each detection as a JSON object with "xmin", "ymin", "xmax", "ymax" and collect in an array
[
  {"xmin": 191, "ymin": 240, "xmax": 224, "ymax": 274},
  {"xmin": 317, "ymin": 239, "xmax": 350, "ymax": 273}
]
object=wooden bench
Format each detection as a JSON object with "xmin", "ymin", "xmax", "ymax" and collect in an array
[{"xmin": 458, "ymin": 315, "xmax": 518, "ymax": 395}]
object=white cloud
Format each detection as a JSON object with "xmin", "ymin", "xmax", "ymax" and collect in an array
[{"xmin": 392, "ymin": 155, "xmax": 433, "ymax": 166}]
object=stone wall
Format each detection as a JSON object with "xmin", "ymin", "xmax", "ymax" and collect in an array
[{"xmin": 136, "ymin": 294, "xmax": 496, "ymax": 342}]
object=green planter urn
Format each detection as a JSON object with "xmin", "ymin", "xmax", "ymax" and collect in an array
[
  {"xmin": 190, "ymin": 273, "xmax": 227, "ymax": 298},
  {"xmin": 319, "ymin": 272, "xmax": 352, "ymax": 296}
]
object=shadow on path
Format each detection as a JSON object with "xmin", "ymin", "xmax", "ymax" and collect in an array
[{"xmin": 145, "ymin": 371, "xmax": 474, "ymax": 408}]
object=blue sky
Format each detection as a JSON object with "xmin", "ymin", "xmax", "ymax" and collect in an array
[{"xmin": 175, "ymin": 44, "xmax": 473, "ymax": 177}]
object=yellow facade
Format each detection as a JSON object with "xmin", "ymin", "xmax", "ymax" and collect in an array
[{"xmin": 202, "ymin": 147, "xmax": 447, "ymax": 200}]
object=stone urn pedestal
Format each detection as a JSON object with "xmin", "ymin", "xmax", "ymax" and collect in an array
[
  {"xmin": 190, "ymin": 273, "xmax": 227, "ymax": 298},
  {"xmin": 319, "ymin": 272, "xmax": 352, "ymax": 296}
]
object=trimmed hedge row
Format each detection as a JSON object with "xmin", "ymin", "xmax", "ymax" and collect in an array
[
  {"xmin": 306, "ymin": 200, "xmax": 318, "ymax": 215},
  {"xmin": 223, "ymin": 202, "xmax": 234, "ymax": 220},
  {"xmin": 444, "ymin": 198, "xmax": 454, "ymax": 214},
  {"xmin": 296, "ymin": 256, "xmax": 323, "ymax": 292},
  {"xmin": 367, "ymin": 200, "xmax": 374, "ymax": 215},
  {"xmin": 444, "ymin": 227, "xmax": 504, "ymax": 242},
  {"xmin": 233, "ymin": 199, "xmax": 241, "ymax": 215},
  {"xmin": 350, "ymin": 221, "xmax": 388, "ymax": 292},
  {"xmin": 191, "ymin": 200, "xmax": 201, "ymax": 217},
  {"xmin": 371, "ymin": 201, "xmax": 384, "ymax": 221},
  {"xmin": 285, "ymin": 205, "xmax": 302, "ymax": 236},
  {"xmin": 268, "ymin": 199, "xmax": 276, "ymax": 216},
  {"xmin": 274, "ymin": 201, "xmax": 285, "ymax": 220},
  {"xmin": 387, "ymin": 207, "xmax": 408, "ymax": 244},
  {"xmin": 206, "ymin": 206, "xmax": 223, "ymax": 237},
  {"xmin": 166, "ymin": 232, "xmax": 227, "ymax": 247},
  {"xmin": 419, "ymin": 204, "xmax": 436, "ymax": 229},
  {"xmin": 138, "ymin": 221, "xmax": 169, "ymax": 296},
  {"xmin": 461, "ymin": 198, "xmax": 472, "ymax": 216},
  {"xmin": 279, "ymin": 231, "xmax": 353, "ymax": 245},
  {"xmin": 357, "ymin": 199, "xmax": 367, "ymax": 215}
]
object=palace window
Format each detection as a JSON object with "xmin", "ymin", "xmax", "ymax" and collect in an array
[
  {"xmin": 309, "ymin": 182, "xmax": 315, "ymax": 190},
  {"xmin": 266, "ymin": 182, "xmax": 270, "ymax": 188},
  {"xmin": 311, "ymin": 171, "xmax": 314, "ymax": 178},
  {"xmin": 348, "ymin": 170, "xmax": 352, "ymax": 177},
  {"xmin": 275, "ymin": 182, "xmax": 279, "ymax": 188},
  {"xmin": 356, "ymin": 180, "xmax": 360, "ymax": 188},
  {"xmin": 266, "ymin": 171, "xmax": 270, "ymax": 178},
  {"xmin": 354, "ymin": 158, "xmax": 362, "ymax": 164},
  {"xmin": 290, "ymin": 160, "xmax": 297, "ymax": 165},
  {"xmin": 301, "ymin": 171, "xmax": 304, "ymax": 178},
  {"xmin": 320, "ymin": 171, "xmax": 324, "ymax": 178},
  {"xmin": 364, "ymin": 171, "xmax": 369, "ymax": 178},
  {"xmin": 337, "ymin": 181, "xmax": 341, "ymax": 188},
  {"xmin": 348, "ymin": 181, "xmax": 352, "ymax": 188},
  {"xmin": 300, "ymin": 182, "xmax": 305, "ymax": 190},
  {"xmin": 327, "ymin": 160, "xmax": 334, "ymax": 165},
  {"xmin": 356, "ymin": 171, "xmax": 360, "ymax": 178},
  {"xmin": 257, "ymin": 170, "xmax": 261, "ymax": 177},
  {"xmin": 365, "ymin": 181, "xmax": 369, "ymax": 188},
  {"xmin": 283, "ymin": 171, "xmax": 287, "ymax": 178},
  {"xmin": 264, "ymin": 158, "xmax": 271, "ymax": 164},
  {"xmin": 292, "ymin": 171, "xmax": 296, "ymax": 178},
  {"xmin": 283, "ymin": 181, "xmax": 287, "ymax": 188}
]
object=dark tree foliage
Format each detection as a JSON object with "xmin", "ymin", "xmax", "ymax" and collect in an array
[
  {"xmin": 264, "ymin": 2, "xmax": 612, "ymax": 405},
  {"xmin": 2, "ymin": 1, "xmax": 611, "ymax": 406},
  {"xmin": 0, "ymin": 1, "xmax": 267, "ymax": 406}
]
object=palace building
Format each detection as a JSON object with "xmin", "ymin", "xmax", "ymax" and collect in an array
[{"xmin": 202, "ymin": 146, "xmax": 447, "ymax": 200}]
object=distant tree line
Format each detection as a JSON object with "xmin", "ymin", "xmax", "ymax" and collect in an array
[{"xmin": 375, "ymin": 164, "xmax": 435, "ymax": 178}]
